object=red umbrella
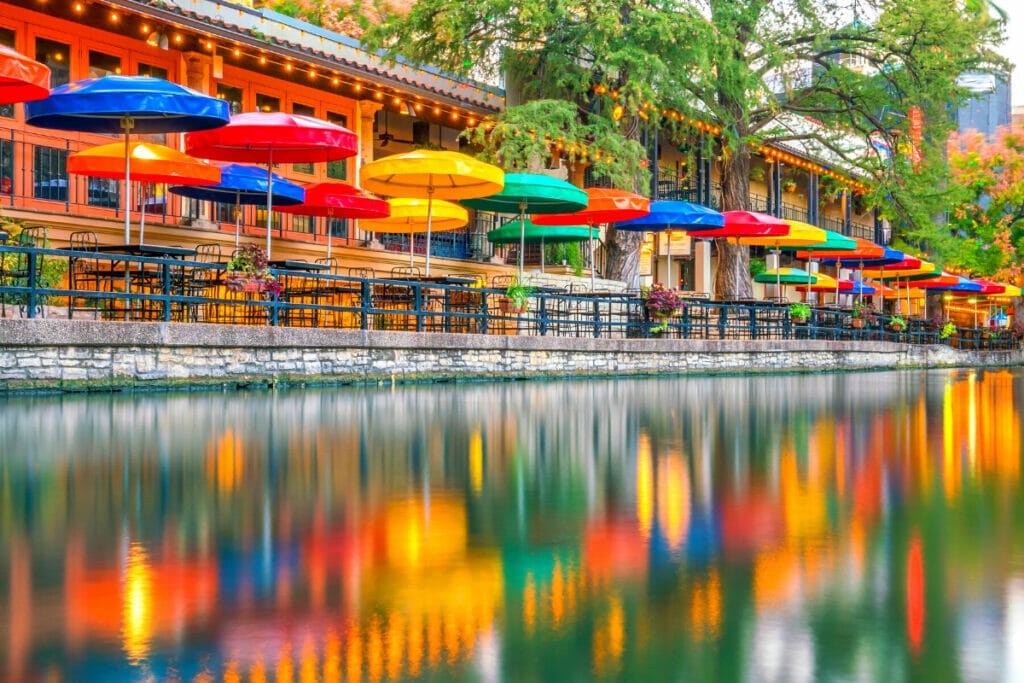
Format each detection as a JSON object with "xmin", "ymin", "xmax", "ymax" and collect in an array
[
  {"xmin": 278, "ymin": 182, "xmax": 390, "ymax": 259},
  {"xmin": 185, "ymin": 112, "xmax": 358, "ymax": 257},
  {"xmin": 0, "ymin": 44, "xmax": 50, "ymax": 104},
  {"xmin": 952, "ymin": 279, "xmax": 1005, "ymax": 296},
  {"xmin": 687, "ymin": 210, "xmax": 789, "ymax": 239},
  {"xmin": 531, "ymin": 188, "xmax": 649, "ymax": 289}
]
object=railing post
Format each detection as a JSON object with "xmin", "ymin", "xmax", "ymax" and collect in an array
[
  {"xmin": 538, "ymin": 295, "xmax": 548, "ymax": 336},
  {"xmin": 414, "ymin": 284, "xmax": 424, "ymax": 333},
  {"xmin": 480, "ymin": 291, "xmax": 489, "ymax": 335},
  {"xmin": 748, "ymin": 305, "xmax": 757, "ymax": 339},
  {"xmin": 682, "ymin": 304, "xmax": 690, "ymax": 339},
  {"xmin": 718, "ymin": 305, "xmax": 727, "ymax": 340},
  {"xmin": 162, "ymin": 261, "xmax": 171, "ymax": 322},
  {"xmin": 593, "ymin": 299, "xmax": 601, "ymax": 338},
  {"xmin": 270, "ymin": 292, "xmax": 279, "ymax": 326},
  {"xmin": 360, "ymin": 279, "xmax": 370, "ymax": 331},
  {"xmin": 25, "ymin": 248, "xmax": 37, "ymax": 318}
]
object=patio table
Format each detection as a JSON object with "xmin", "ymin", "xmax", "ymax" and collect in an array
[{"xmin": 95, "ymin": 243, "xmax": 198, "ymax": 320}]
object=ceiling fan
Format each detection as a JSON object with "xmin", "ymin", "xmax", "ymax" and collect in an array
[{"xmin": 378, "ymin": 110, "xmax": 414, "ymax": 147}]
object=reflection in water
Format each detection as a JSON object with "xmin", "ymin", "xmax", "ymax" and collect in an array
[{"xmin": 1, "ymin": 369, "xmax": 1023, "ymax": 681}]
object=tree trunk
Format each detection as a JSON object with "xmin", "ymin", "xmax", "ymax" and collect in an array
[
  {"xmin": 604, "ymin": 226, "xmax": 644, "ymax": 286},
  {"xmin": 714, "ymin": 146, "xmax": 754, "ymax": 300}
]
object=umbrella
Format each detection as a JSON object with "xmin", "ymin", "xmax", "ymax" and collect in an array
[
  {"xmin": 740, "ymin": 220, "xmax": 827, "ymax": 300},
  {"xmin": 278, "ymin": 182, "xmax": 390, "ymax": 259},
  {"xmin": 795, "ymin": 273, "xmax": 852, "ymax": 293},
  {"xmin": 754, "ymin": 267, "xmax": 818, "ymax": 303},
  {"xmin": 781, "ymin": 228, "xmax": 857, "ymax": 305},
  {"xmin": 0, "ymin": 44, "xmax": 50, "ymax": 104},
  {"xmin": 359, "ymin": 198, "xmax": 468, "ymax": 266},
  {"xmin": 532, "ymin": 188, "xmax": 650, "ymax": 290},
  {"xmin": 360, "ymin": 150, "xmax": 503, "ymax": 276},
  {"xmin": 615, "ymin": 200, "xmax": 724, "ymax": 289},
  {"xmin": 687, "ymin": 210, "xmax": 789, "ymax": 239},
  {"xmin": 68, "ymin": 141, "xmax": 221, "ymax": 243},
  {"xmin": 462, "ymin": 173, "xmax": 587, "ymax": 276},
  {"xmin": 486, "ymin": 219, "xmax": 590, "ymax": 271},
  {"xmin": 168, "ymin": 164, "xmax": 305, "ymax": 248},
  {"xmin": 26, "ymin": 75, "xmax": 230, "ymax": 244},
  {"xmin": 186, "ymin": 112, "xmax": 359, "ymax": 258}
]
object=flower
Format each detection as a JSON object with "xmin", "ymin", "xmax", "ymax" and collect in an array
[
  {"xmin": 643, "ymin": 283, "xmax": 684, "ymax": 333},
  {"xmin": 224, "ymin": 243, "xmax": 281, "ymax": 296}
]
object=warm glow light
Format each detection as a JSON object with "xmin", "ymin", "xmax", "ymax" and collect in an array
[
  {"xmin": 332, "ymin": 77, "xmax": 340, "ymax": 86},
  {"xmin": 414, "ymin": 103, "xmax": 422, "ymax": 112},
  {"xmin": 259, "ymin": 55, "xmax": 267, "ymax": 65},
  {"xmin": 140, "ymin": 24, "xmax": 149, "ymax": 33},
  {"xmin": 450, "ymin": 112, "xmax": 459, "ymax": 121},
  {"xmin": 374, "ymin": 92, "xmax": 382, "ymax": 100},
  {"xmin": 205, "ymin": 40, "xmax": 213, "ymax": 50},
  {"xmin": 73, "ymin": 2, "xmax": 83, "ymax": 11},
  {"xmin": 122, "ymin": 544, "xmax": 153, "ymax": 662},
  {"xmin": 233, "ymin": 47, "xmax": 240, "ymax": 58},
  {"xmin": 110, "ymin": 11, "xmax": 119, "ymax": 21},
  {"xmin": 354, "ymin": 83, "xmax": 362, "ymax": 92},
  {"xmin": 285, "ymin": 63, "xmax": 293, "ymax": 72},
  {"xmin": 309, "ymin": 70, "xmax": 317, "ymax": 79},
  {"xmin": 433, "ymin": 106, "xmax": 440, "ymax": 115},
  {"xmin": 173, "ymin": 34, "xmax": 182, "ymax": 43}
]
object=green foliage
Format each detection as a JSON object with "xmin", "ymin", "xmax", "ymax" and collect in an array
[
  {"xmin": 890, "ymin": 314, "xmax": 907, "ymax": 332},
  {"xmin": 749, "ymin": 257, "xmax": 766, "ymax": 278},
  {"xmin": 545, "ymin": 241, "xmax": 585, "ymax": 277},
  {"xmin": 789, "ymin": 302, "xmax": 810, "ymax": 321},
  {"xmin": 0, "ymin": 218, "xmax": 67, "ymax": 307},
  {"xmin": 503, "ymin": 275, "xmax": 534, "ymax": 308},
  {"xmin": 940, "ymin": 322, "xmax": 957, "ymax": 339}
]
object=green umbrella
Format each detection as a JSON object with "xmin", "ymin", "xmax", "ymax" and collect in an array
[
  {"xmin": 463, "ymin": 173, "xmax": 588, "ymax": 275},
  {"xmin": 755, "ymin": 267, "xmax": 819, "ymax": 302},
  {"xmin": 487, "ymin": 219, "xmax": 590, "ymax": 272},
  {"xmin": 781, "ymin": 229, "xmax": 857, "ymax": 305}
]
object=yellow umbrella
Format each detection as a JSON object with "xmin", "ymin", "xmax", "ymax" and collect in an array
[
  {"xmin": 740, "ymin": 220, "xmax": 826, "ymax": 298},
  {"xmin": 360, "ymin": 198, "xmax": 469, "ymax": 269},
  {"xmin": 998, "ymin": 283, "xmax": 1022, "ymax": 297},
  {"xmin": 360, "ymin": 150, "xmax": 503, "ymax": 275}
]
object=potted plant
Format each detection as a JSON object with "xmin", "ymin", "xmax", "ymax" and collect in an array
[
  {"xmin": 940, "ymin": 321, "xmax": 957, "ymax": 340},
  {"xmin": 789, "ymin": 302, "xmax": 811, "ymax": 324},
  {"xmin": 499, "ymin": 275, "xmax": 534, "ymax": 313},
  {"xmin": 749, "ymin": 166, "xmax": 765, "ymax": 183},
  {"xmin": 781, "ymin": 178, "xmax": 797, "ymax": 193},
  {"xmin": 224, "ymin": 243, "xmax": 282, "ymax": 297},
  {"xmin": 851, "ymin": 301, "xmax": 877, "ymax": 328},
  {"xmin": 643, "ymin": 282, "xmax": 684, "ymax": 334},
  {"xmin": 890, "ymin": 314, "xmax": 907, "ymax": 332}
]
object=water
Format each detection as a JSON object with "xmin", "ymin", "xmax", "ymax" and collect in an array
[{"xmin": 1, "ymin": 369, "xmax": 1022, "ymax": 682}]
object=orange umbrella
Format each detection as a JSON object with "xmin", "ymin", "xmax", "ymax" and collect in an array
[{"xmin": 69, "ymin": 141, "xmax": 219, "ymax": 244}]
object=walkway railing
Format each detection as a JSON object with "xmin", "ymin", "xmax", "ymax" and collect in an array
[{"xmin": 0, "ymin": 244, "xmax": 1018, "ymax": 351}]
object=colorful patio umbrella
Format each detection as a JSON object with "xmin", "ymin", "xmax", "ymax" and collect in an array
[
  {"xmin": 741, "ymin": 220, "xmax": 827, "ymax": 297},
  {"xmin": 26, "ymin": 75, "xmax": 230, "ymax": 243},
  {"xmin": 359, "ymin": 198, "xmax": 468, "ymax": 265},
  {"xmin": 614, "ymin": 200, "xmax": 724, "ymax": 289},
  {"xmin": 186, "ymin": 112, "xmax": 358, "ymax": 258},
  {"xmin": 461, "ymin": 173, "xmax": 587, "ymax": 276},
  {"xmin": 0, "ymin": 44, "xmax": 50, "ymax": 104},
  {"xmin": 687, "ymin": 210, "xmax": 789, "ymax": 239},
  {"xmin": 782, "ymin": 228, "xmax": 857, "ymax": 304},
  {"xmin": 278, "ymin": 182, "xmax": 390, "ymax": 260},
  {"xmin": 68, "ymin": 141, "xmax": 220, "ymax": 243},
  {"xmin": 360, "ymin": 150, "xmax": 503, "ymax": 276},
  {"xmin": 755, "ymin": 267, "xmax": 818, "ymax": 302},
  {"xmin": 951, "ymin": 279, "xmax": 1006, "ymax": 296},
  {"xmin": 532, "ymin": 188, "xmax": 650, "ymax": 290},
  {"xmin": 168, "ymin": 164, "xmax": 305, "ymax": 248},
  {"xmin": 795, "ymin": 273, "xmax": 851, "ymax": 293},
  {"xmin": 846, "ymin": 281, "xmax": 877, "ymax": 296},
  {"xmin": 486, "ymin": 219, "xmax": 590, "ymax": 272}
]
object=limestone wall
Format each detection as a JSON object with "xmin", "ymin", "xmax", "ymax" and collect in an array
[{"xmin": 0, "ymin": 320, "xmax": 1019, "ymax": 393}]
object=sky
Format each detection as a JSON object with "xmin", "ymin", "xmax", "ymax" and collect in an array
[{"xmin": 1000, "ymin": 5, "xmax": 1022, "ymax": 106}]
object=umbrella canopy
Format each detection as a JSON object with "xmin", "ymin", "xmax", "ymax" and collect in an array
[
  {"xmin": 998, "ymin": 283, "xmax": 1023, "ymax": 297},
  {"xmin": 739, "ymin": 220, "xmax": 826, "ymax": 248},
  {"xmin": 843, "ymin": 247, "xmax": 908, "ymax": 268},
  {"xmin": 614, "ymin": 200, "xmax": 723, "ymax": 289},
  {"xmin": 614, "ymin": 200, "xmax": 724, "ymax": 231},
  {"xmin": 360, "ymin": 197, "xmax": 468, "ymax": 234},
  {"xmin": 532, "ymin": 188, "xmax": 649, "ymax": 289},
  {"xmin": 782, "ymin": 229, "xmax": 856, "ymax": 253},
  {"xmin": 359, "ymin": 149, "xmax": 502, "ymax": 275},
  {"xmin": 26, "ymin": 75, "xmax": 230, "ymax": 244},
  {"xmin": 795, "ymin": 273, "xmax": 850, "ymax": 292},
  {"xmin": 798, "ymin": 237, "xmax": 883, "ymax": 261},
  {"xmin": 864, "ymin": 280, "xmax": 898, "ymax": 297},
  {"xmin": 186, "ymin": 112, "xmax": 359, "ymax": 258},
  {"xmin": 923, "ymin": 276, "xmax": 982, "ymax": 293},
  {"xmin": 461, "ymin": 172, "xmax": 585, "ymax": 275},
  {"xmin": 688, "ymin": 211, "xmax": 789, "ymax": 239},
  {"xmin": 754, "ymin": 268, "xmax": 818, "ymax": 285},
  {"xmin": 26, "ymin": 75, "xmax": 228, "ymax": 133},
  {"xmin": 902, "ymin": 273, "xmax": 960, "ymax": 289},
  {"xmin": 278, "ymin": 182, "xmax": 391, "ymax": 259},
  {"xmin": 169, "ymin": 164, "xmax": 305, "ymax": 247},
  {"xmin": 846, "ymin": 281, "xmax": 877, "ymax": 296},
  {"xmin": 951, "ymin": 278, "xmax": 1006, "ymax": 296},
  {"xmin": 68, "ymin": 142, "xmax": 220, "ymax": 184},
  {"xmin": 69, "ymin": 141, "xmax": 220, "ymax": 244},
  {"xmin": 487, "ymin": 219, "xmax": 590, "ymax": 244},
  {"xmin": 0, "ymin": 44, "xmax": 50, "ymax": 104},
  {"xmin": 861, "ymin": 260, "xmax": 933, "ymax": 281}
]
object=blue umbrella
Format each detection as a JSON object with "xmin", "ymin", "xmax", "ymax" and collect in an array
[
  {"xmin": 168, "ymin": 165, "xmax": 305, "ymax": 247},
  {"xmin": 26, "ymin": 76, "xmax": 230, "ymax": 243},
  {"xmin": 925, "ymin": 276, "xmax": 983, "ymax": 293},
  {"xmin": 847, "ymin": 281, "xmax": 877, "ymax": 296},
  {"xmin": 615, "ymin": 200, "xmax": 724, "ymax": 289}
]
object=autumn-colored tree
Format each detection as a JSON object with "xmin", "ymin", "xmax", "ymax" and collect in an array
[
  {"xmin": 349, "ymin": 0, "xmax": 1004, "ymax": 295},
  {"xmin": 943, "ymin": 123, "xmax": 1024, "ymax": 283}
]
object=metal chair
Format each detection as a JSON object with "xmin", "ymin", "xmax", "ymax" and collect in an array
[{"xmin": 67, "ymin": 231, "xmax": 125, "ymax": 320}]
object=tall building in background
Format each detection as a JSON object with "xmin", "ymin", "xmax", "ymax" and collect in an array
[{"xmin": 956, "ymin": 72, "xmax": 1011, "ymax": 138}]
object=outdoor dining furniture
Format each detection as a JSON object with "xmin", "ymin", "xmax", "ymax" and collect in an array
[
  {"xmin": 96, "ymin": 243, "xmax": 198, "ymax": 321},
  {"xmin": 67, "ymin": 231, "xmax": 127, "ymax": 320},
  {"xmin": 1, "ymin": 226, "xmax": 46, "ymax": 319}
]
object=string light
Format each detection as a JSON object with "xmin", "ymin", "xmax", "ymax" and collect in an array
[
  {"xmin": 259, "ymin": 55, "xmax": 267, "ymax": 65},
  {"xmin": 73, "ymin": 2, "xmax": 83, "ymax": 12},
  {"xmin": 109, "ymin": 11, "xmax": 119, "ymax": 22}
]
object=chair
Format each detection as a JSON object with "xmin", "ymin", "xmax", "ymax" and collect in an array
[
  {"xmin": 2, "ymin": 226, "xmax": 47, "ymax": 319},
  {"xmin": 67, "ymin": 231, "xmax": 125, "ymax": 320},
  {"xmin": 391, "ymin": 265, "xmax": 422, "ymax": 278},
  {"xmin": 315, "ymin": 256, "xmax": 340, "ymax": 273},
  {"xmin": 178, "ymin": 243, "xmax": 223, "ymax": 322}
]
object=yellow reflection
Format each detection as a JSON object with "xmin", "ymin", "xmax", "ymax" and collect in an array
[
  {"xmin": 121, "ymin": 543, "xmax": 153, "ymax": 662},
  {"xmin": 386, "ymin": 611, "xmax": 405, "ymax": 680},
  {"xmin": 592, "ymin": 595, "xmax": 624, "ymax": 676},
  {"xmin": 551, "ymin": 559, "xmax": 565, "ymax": 629},
  {"xmin": 324, "ymin": 632, "xmax": 341, "ymax": 683},
  {"xmin": 523, "ymin": 573, "xmax": 537, "ymax": 635},
  {"xmin": 657, "ymin": 454, "xmax": 691, "ymax": 551},
  {"xmin": 344, "ymin": 624, "xmax": 362, "ymax": 683},
  {"xmin": 689, "ymin": 569, "xmax": 722, "ymax": 639},
  {"xmin": 386, "ymin": 495, "xmax": 467, "ymax": 569},
  {"xmin": 637, "ymin": 433, "xmax": 654, "ymax": 540},
  {"xmin": 206, "ymin": 428, "xmax": 244, "ymax": 493},
  {"xmin": 469, "ymin": 429, "xmax": 484, "ymax": 494}
]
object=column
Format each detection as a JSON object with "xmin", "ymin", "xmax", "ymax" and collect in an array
[
  {"xmin": 694, "ymin": 240, "xmax": 712, "ymax": 297},
  {"xmin": 843, "ymin": 191, "xmax": 853, "ymax": 236},
  {"xmin": 807, "ymin": 260, "xmax": 820, "ymax": 305},
  {"xmin": 770, "ymin": 163, "xmax": 783, "ymax": 217},
  {"xmin": 766, "ymin": 250, "xmax": 780, "ymax": 300},
  {"xmin": 182, "ymin": 53, "xmax": 212, "ymax": 226},
  {"xmin": 807, "ymin": 171, "xmax": 819, "ymax": 225},
  {"xmin": 356, "ymin": 101, "xmax": 384, "ymax": 244},
  {"xmin": 873, "ymin": 207, "xmax": 883, "ymax": 244}
]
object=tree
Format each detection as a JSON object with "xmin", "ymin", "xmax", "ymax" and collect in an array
[
  {"xmin": 942, "ymin": 123, "xmax": 1024, "ymax": 283},
  {"xmin": 352, "ymin": 0, "xmax": 1004, "ymax": 297}
]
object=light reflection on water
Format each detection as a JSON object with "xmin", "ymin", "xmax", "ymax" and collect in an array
[{"xmin": 0, "ymin": 369, "xmax": 1022, "ymax": 681}]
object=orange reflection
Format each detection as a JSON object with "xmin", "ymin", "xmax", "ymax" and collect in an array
[{"xmin": 906, "ymin": 534, "xmax": 924, "ymax": 657}]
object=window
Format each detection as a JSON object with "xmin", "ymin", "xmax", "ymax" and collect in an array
[
  {"xmin": 216, "ymin": 84, "xmax": 243, "ymax": 116},
  {"xmin": 328, "ymin": 217, "xmax": 349, "ymax": 239},
  {"xmin": 0, "ymin": 139, "xmax": 12, "ymax": 196},
  {"xmin": 292, "ymin": 103, "xmax": 316, "ymax": 174},
  {"xmin": 33, "ymin": 145, "xmax": 67, "ymax": 201},
  {"xmin": 36, "ymin": 38, "xmax": 69, "ymax": 87},
  {"xmin": 326, "ymin": 111, "xmax": 349, "ymax": 180},
  {"xmin": 0, "ymin": 28, "xmax": 15, "ymax": 119},
  {"xmin": 88, "ymin": 50, "xmax": 121, "ymax": 79},
  {"xmin": 291, "ymin": 214, "xmax": 315, "ymax": 234},
  {"xmin": 137, "ymin": 63, "xmax": 167, "ymax": 80},
  {"xmin": 87, "ymin": 178, "xmax": 119, "ymax": 208},
  {"xmin": 255, "ymin": 93, "xmax": 280, "ymax": 113},
  {"xmin": 254, "ymin": 207, "xmax": 280, "ymax": 231}
]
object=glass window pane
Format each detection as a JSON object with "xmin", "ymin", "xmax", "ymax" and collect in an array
[
  {"xmin": 293, "ymin": 103, "xmax": 316, "ymax": 174},
  {"xmin": 87, "ymin": 177, "xmax": 119, "ymax": 208},
  {"xmin": 216, "ymin": 84, "xmax": 243, "ymax": 116},
  {"xmin": 255, "ymin": 94, "xmax": 279, "ymax": 113},
  {"xmin": 0, "ymin": 28, "xmax": 14, "ymax": 118},
  {"xmin": 326, "ymin": 111, "xmax": 349, "ymax": 180},
  {"xmin": 328, "ymin": 217, "xmax": 348, "ymax": 239},
  {"xmin": 291, "ymin": 214, "xmax": 315, "ymax": 234},
  {"xmin": 0, "ymin": 140, "xmax": 13, "ymax": 195},
  {"xmin": 36, "ymin": 38, "xmax": 69, "ymax": 87},
  {"xmin": 33, "ymin": 145, "xmax": 67, "ymax": 201},
  {"xmin": 138, "ymin": 63, "xmax": 168, "ymax": 80},
  {"xmin": 88, "ymin": 50, "xmax": 121, "ymax": 79}
]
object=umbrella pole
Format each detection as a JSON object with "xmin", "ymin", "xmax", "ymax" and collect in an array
[
  {"xmin": 835, "ymin": 261, "xmax": 840, "ymax": 307},
  {"xmin": 775, "ymin": 247, "xmax": 781, "ymax": 301},
  {"xmin": 541, "ymin": 236, "xmax": 545, "ymax": 273},
  {"xmin": 806, "ymin": 251, "xmax": 813, "ymax": 305},
  {"xmin": 123, "ymin": 130, "xmax": 131, "ymax": 244},
  {"xmin": 138, "ymin": 183, "xmax": 147, "ymax": 246},
  {"xmin": 425, "ymin": 188, "xmax": 434, "ymax": 277},
  {"xmin": 666, "ymin": 231, "xmax": 673, "ymax": 290},
  {"xmin": 589, "ymin": 223, "xmax": 596, "ymax": 291},
  {"xmin": 326, "ymin": 210, "xmax": 333, "ymax": 261},
  {"xmin": 518, "ymin": 202, "xmax": 526, "ymax": 277},
  {"xmin": 234, "ymin": 190, "xmax": 241, "ymax": 248},
  {"xmin": 265, "ymin": 149, "xmax": 273, "ymax": 259}
]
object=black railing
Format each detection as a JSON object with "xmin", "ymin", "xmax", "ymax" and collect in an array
[{"xmin": 0, "ymin": 244, "xmax": 1018, "ymax": 350}]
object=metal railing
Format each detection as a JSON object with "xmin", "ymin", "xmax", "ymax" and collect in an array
[{"xmin": 0, "ymin": 244, "xmax": 1017, "ymax": 350}]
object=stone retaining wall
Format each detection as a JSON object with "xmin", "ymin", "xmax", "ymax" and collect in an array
[{"xmin": 1, "ymin": 320, "xmax": 1020, "ymax": 393}]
